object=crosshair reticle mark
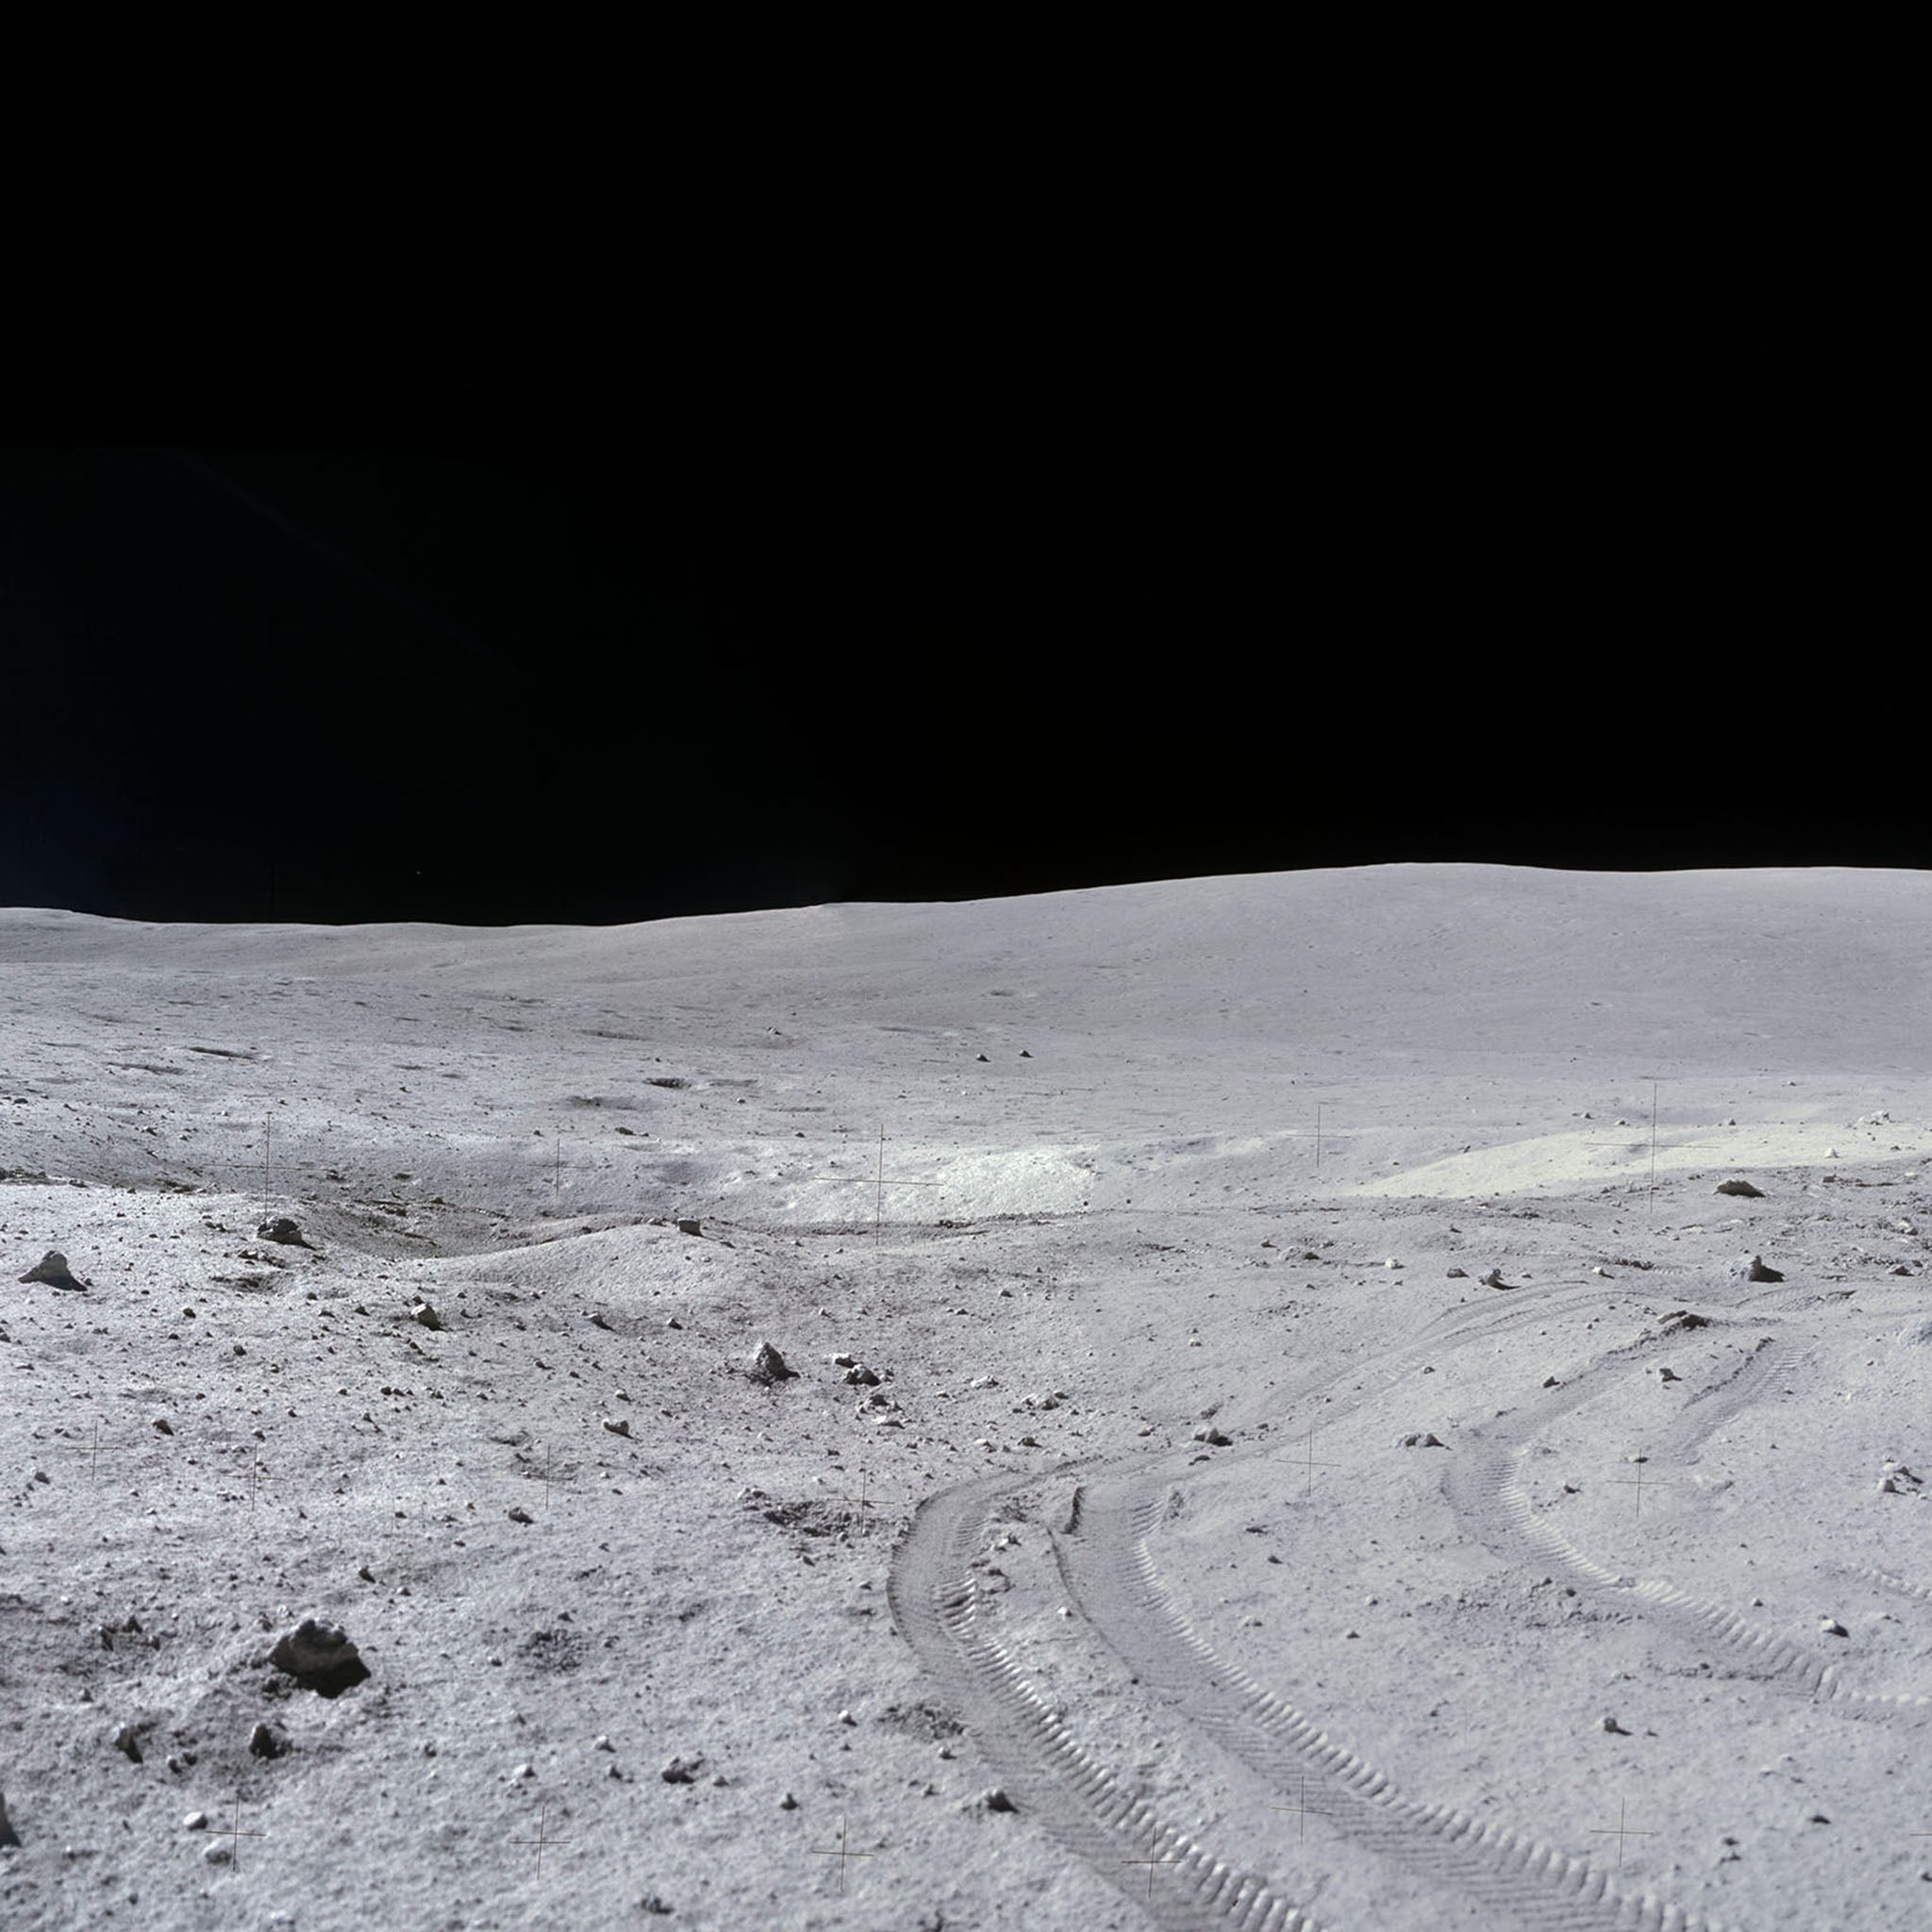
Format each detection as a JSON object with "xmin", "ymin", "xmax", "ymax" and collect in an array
[
  {"xmin": 808, "ymin": 1814, "xmax": 878, "ymax": 1892},
  {"xmin": 1271, "ymin": 1773, "xmax": 1324, "ymax": 1845},
  {"xmin": 1609, "ymin": 1457, "xmax": 1668, "ymax": 1520},
  {"xmin": 819, "ymin": 1125, "xmax": 942, "ymax": 1243},
  {"xmin": 1588, "ymin": 1796, "xmax": 1657, "ymax": 1867},
  {"xmin": 1123, "ymin": 1848, "xmax": 1181, "ymax": 1898},
  {"xmin": 209, "ymin": 1798, "xmax": 265, "ymax": 1868},
  {"xmin": 1288, "ymin": 1425, "xmax": 1341, "ymax": 1498},
  {"xmin": 74, "ymin": 1420, "xmax": 117, "ymax": 1481},
  {"xmin": 510, "ymin": 1802, "xmax": 571, "ymax": 1872}
]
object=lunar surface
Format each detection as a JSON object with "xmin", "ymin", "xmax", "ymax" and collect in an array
[{"xmin": 4, "ymin": 862, "xmax": 1929, "ymax": 1930}]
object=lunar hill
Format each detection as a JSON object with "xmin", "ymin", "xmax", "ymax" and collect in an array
[{"xmin": 2, "ymin": 862, "xmax": 1929, "ymax": 1930}]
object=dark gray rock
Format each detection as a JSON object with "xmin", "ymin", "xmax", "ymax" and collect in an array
[
  {"xmin": 751, "ymin": 1341, "xmax": 795, "ymax": 1385},
  {"xmin": 18, "ymin": 1250, "xmax": 88, "ymax": 1291},
  {"xmin": 270, "ymin": 1619, "xmax": 370, "ymax": 1698}
]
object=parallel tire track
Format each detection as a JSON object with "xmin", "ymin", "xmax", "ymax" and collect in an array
[
  {"xmin": 1439, "ymin": 1333, "xmax": 1932, "ymax": 1718},
  {"xmin": 891, "ymin": 1274, "xmax": 1868, "ymax": 1925},
  {"xmin": 1054, "ymin": 1478, "xmax": 1750, "ymax": 1932},
  {"xmin": 889, "ymin": 1470, "xmax": 1336, "ymax": 1930}
]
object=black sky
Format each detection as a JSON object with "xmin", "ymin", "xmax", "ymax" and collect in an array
[{"xmin": 0, "ymin": 262, "xmax": 1907, "ymax": 925}]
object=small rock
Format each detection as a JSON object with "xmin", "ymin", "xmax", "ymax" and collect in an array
[
  {"xmin": 113, "ymin": 1724, "xmax": 143, "ymax": 1762},
  {"xmin": 249, "ymin": 1722, "xmax": 286, "ymax": 1759},
  {"xmin": 1821, "ymin": 1617, "xmax": 1848, "ymax": 1638},
  {"xmin": 203, "ymin": 1841, "xmax": 233, "ymax": 1865},
  {"xmin": 660, "ymin": 1756, "xmax": 703, "ymax": 1784},
  {"xmin": 1731, "ymin": 1255, "xmax": 1783, "ymax": 1282},
  {"xmin": 1193, "ymin": 1425, "xmax": 1232, "ymax": 1447},
  {"xmin": 603, "ymin": 1418, "xmax": 632, "ymax": 1438},
  {"xmin": 18, "ymin": 1249, "xmax": 89, "ymax": 1291},
  {"xmin": 1657, "ymin": 1366, "xmax": 1680, "ymax": 1382},
  {"xmin": 779, "ymin": 1791, "xmax": 797, "ymax": 1809},
  {"xmin": 257, "ymin": 1217, "xmax": 313, "ymax": 1247},
  {"xmin": 184, "ymin": 1811, "xmax": 208, "ymax": 1832},
  {"xmin": 1601, "ymin": 1715, "xmax": 1630, "ymax": 1734},
  {"xmin": 1541, "ymin": 1375, "xmax": 1560, "ymax": 1389},
  {"xmin": 1715, "ymin": 1179, "xmax": 1764, "ymax": 1198},
  {"xmin": 410, "ymin": 1300, "xmax": 444, "ymax": 1329},
  {"xmin": 982, "ymin": 1788, "xmax": 1016, "ymax": 1812},
  {"xmin": 0, "ymin": 1788, "xmax": 19, "ymax": 1847},
  {"xmin": 1480, "ymin": 1268, "xmax": 1513, "ymax": 1290},
  {"xmin": 1396, "ymin": 1431, "xmax": 1445, "ymax": 1449},
  {"xmin": 751, "ymin": 1341, "xmax": 795, "ymax": 1385},
  {"xmin": 677, "ymin": 1219, "xmax": 703, "ymax": 1236}
]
